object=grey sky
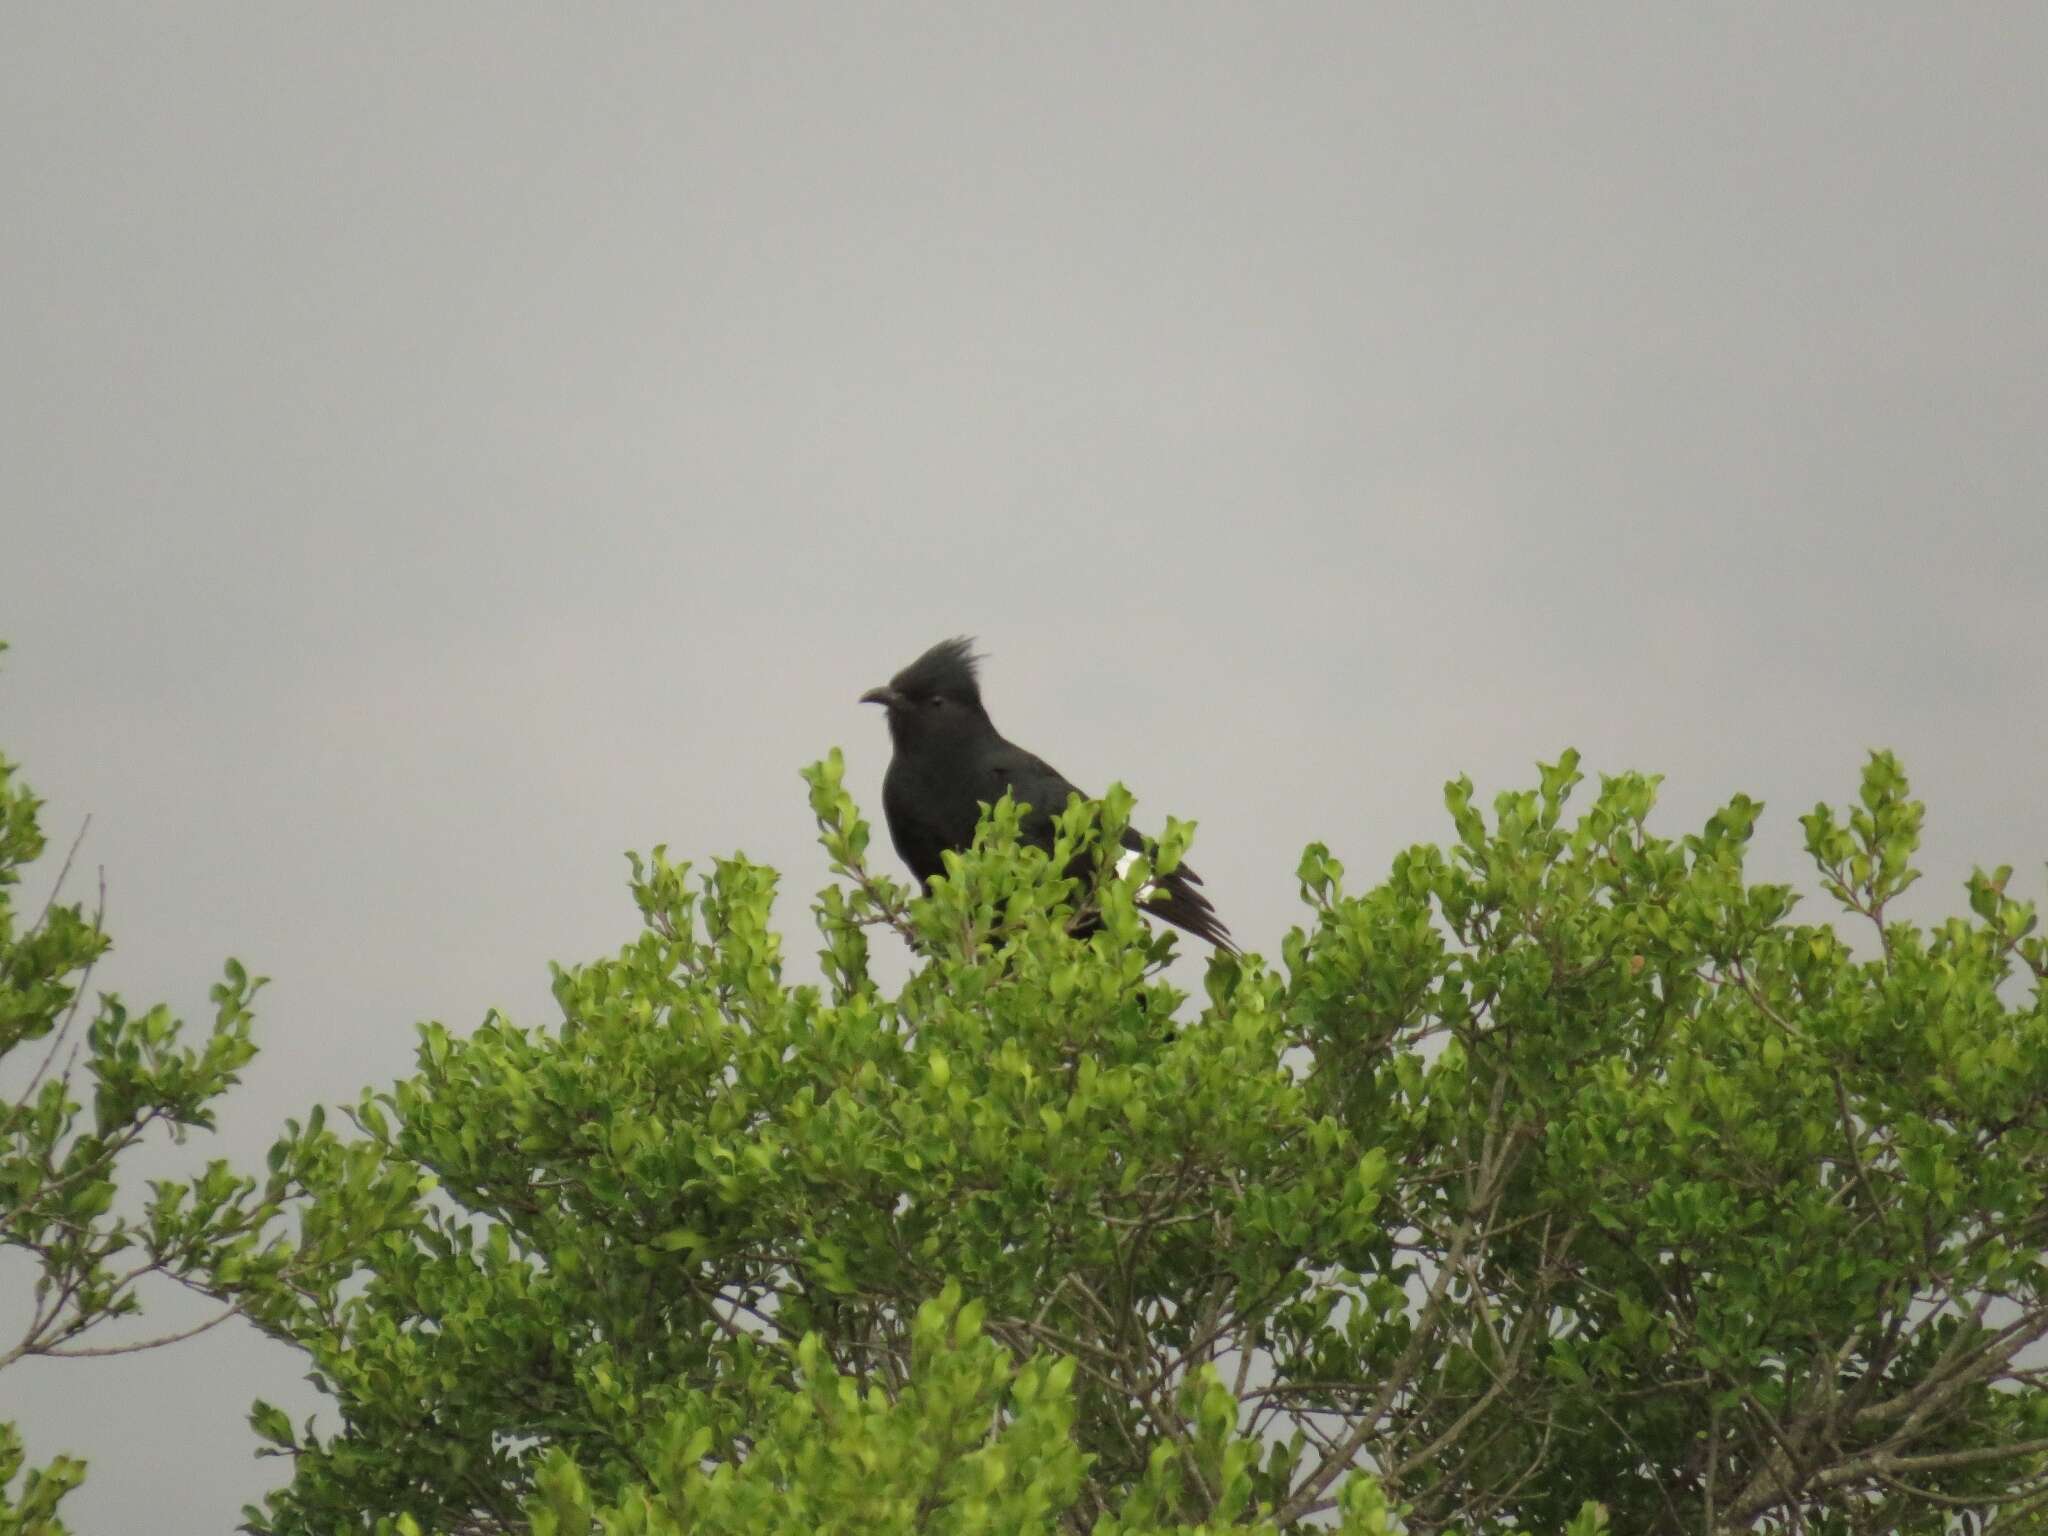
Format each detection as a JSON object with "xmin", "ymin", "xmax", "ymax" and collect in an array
[{"xmin": 4, "ymin": 7, "xmax": 2045, "ymax": 1531}]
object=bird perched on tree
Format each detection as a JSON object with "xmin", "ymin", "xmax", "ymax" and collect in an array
[{"xmin": 860, "ymin": 637, "xmax": 1234, "ymax": 951}]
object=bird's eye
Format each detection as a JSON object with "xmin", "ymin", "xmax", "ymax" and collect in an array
[{"xmin": 926, "ymin": 695, "xmax": 945, "ymax": 708}]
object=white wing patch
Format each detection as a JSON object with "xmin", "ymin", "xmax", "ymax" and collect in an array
[{"xmin": 1116, "ymin": 847, "xmax": 1165, "ymax": 903}]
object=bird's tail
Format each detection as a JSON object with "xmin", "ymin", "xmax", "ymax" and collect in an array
[{"xmin": 1139, "ymin": 862, "xmax": 1237, "ymax": 952}]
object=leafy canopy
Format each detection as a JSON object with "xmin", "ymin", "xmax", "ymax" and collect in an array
[
  {"xmin": 205, "ymin": 746, "xmax": 2047, "ymax": 1536},
  {"xmin": 5, "ymin": 659, "xmax": 2042, "ymax": 1536}
]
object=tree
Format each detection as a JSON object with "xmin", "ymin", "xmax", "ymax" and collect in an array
[
  {"xmin": 0, "ymin": 740, "xmax": 277, "ymax": 1536},
  {"xmin": 213, "ymin": 746, "xmax": 2047, "ymax": 1535}
]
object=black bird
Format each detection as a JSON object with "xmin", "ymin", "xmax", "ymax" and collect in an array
[{"xmin": 861, "ymin": 638, "xmax": 1234, "ymax": 951}]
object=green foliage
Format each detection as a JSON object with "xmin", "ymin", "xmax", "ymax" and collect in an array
[
  {"xmin": 0, "ymin": 715, "xmax": 432, "ymax": 1534},
  {"xmin": 0, "ymin": 1423, "xmax": 85, "ymax": 1536},
  {"xmin": 214, "ymin": 746, "xmax": 2045, "ymax": 1534},
  {"xmin": 0, "ymin": 748, "xmax": 279, "ymax": 1534},
  {"xmin": 9, "ymin": 623, "xmax": 2029, "ymax": 1534}
]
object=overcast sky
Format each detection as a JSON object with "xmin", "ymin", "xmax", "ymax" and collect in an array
[{"xmin": 4, "ymin": 7, "xmax": 2045, "ymax": 1532}]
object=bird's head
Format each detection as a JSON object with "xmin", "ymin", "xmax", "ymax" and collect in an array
[{"xmin": 861, "ymin": 636, "xmax": 991, "ymax": 749}]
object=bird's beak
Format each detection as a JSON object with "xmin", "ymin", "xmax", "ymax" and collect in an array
[{"xmin": 859, "ymin": 685, "xmax": 902, "ymax": 709}]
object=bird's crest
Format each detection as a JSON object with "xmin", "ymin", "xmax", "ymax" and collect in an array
[{"xmin": 891, "ymin": 636, "xmax": 983, "ymax": 701}]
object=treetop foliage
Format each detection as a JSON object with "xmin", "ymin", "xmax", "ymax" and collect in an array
[
  {"xmin": 5, "ymin": 708, "xmax": 2046, "ymax": 1535},
  {"xmin": 229, "ymin": 746, "xmax": 2046, "ymax": 1535}
]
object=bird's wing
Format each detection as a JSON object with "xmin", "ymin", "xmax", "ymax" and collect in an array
[
  {"xmin": 981, "ymin": 745, "xmax": 1083, "ymax": 840},
  {"xmin": 985, "ymin": 741, "xmax": 1235, "ymax": 952}
]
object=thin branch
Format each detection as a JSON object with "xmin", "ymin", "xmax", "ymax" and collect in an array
[
  {"xmin": 37, "ymin": 1306, "xmax": 239, "ymax": 1358},
  {"xmin": 28, "ymin": 814, "xmax": 93, "ymax": 936},
  {"xmin": 1275, "ymin": 1066, "xmax": 1518, "ymax": 1526},
  {"xmin": 16, "ymin": 865, "xmax": 107, "ymax": 1112}
]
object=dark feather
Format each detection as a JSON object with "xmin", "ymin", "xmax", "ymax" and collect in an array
[
  {"xmin": 1117, "ymin": 827, "xmax": 1235, "ymax": 952},
  {"xmin": 887, "ymin": 636, "xmax": 983, "ymax": 704}
]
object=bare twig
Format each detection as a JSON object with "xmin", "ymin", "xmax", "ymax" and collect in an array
[{"xmin": 37, "ymin": 1306, "xmax": 239, "ymax": 1358}]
